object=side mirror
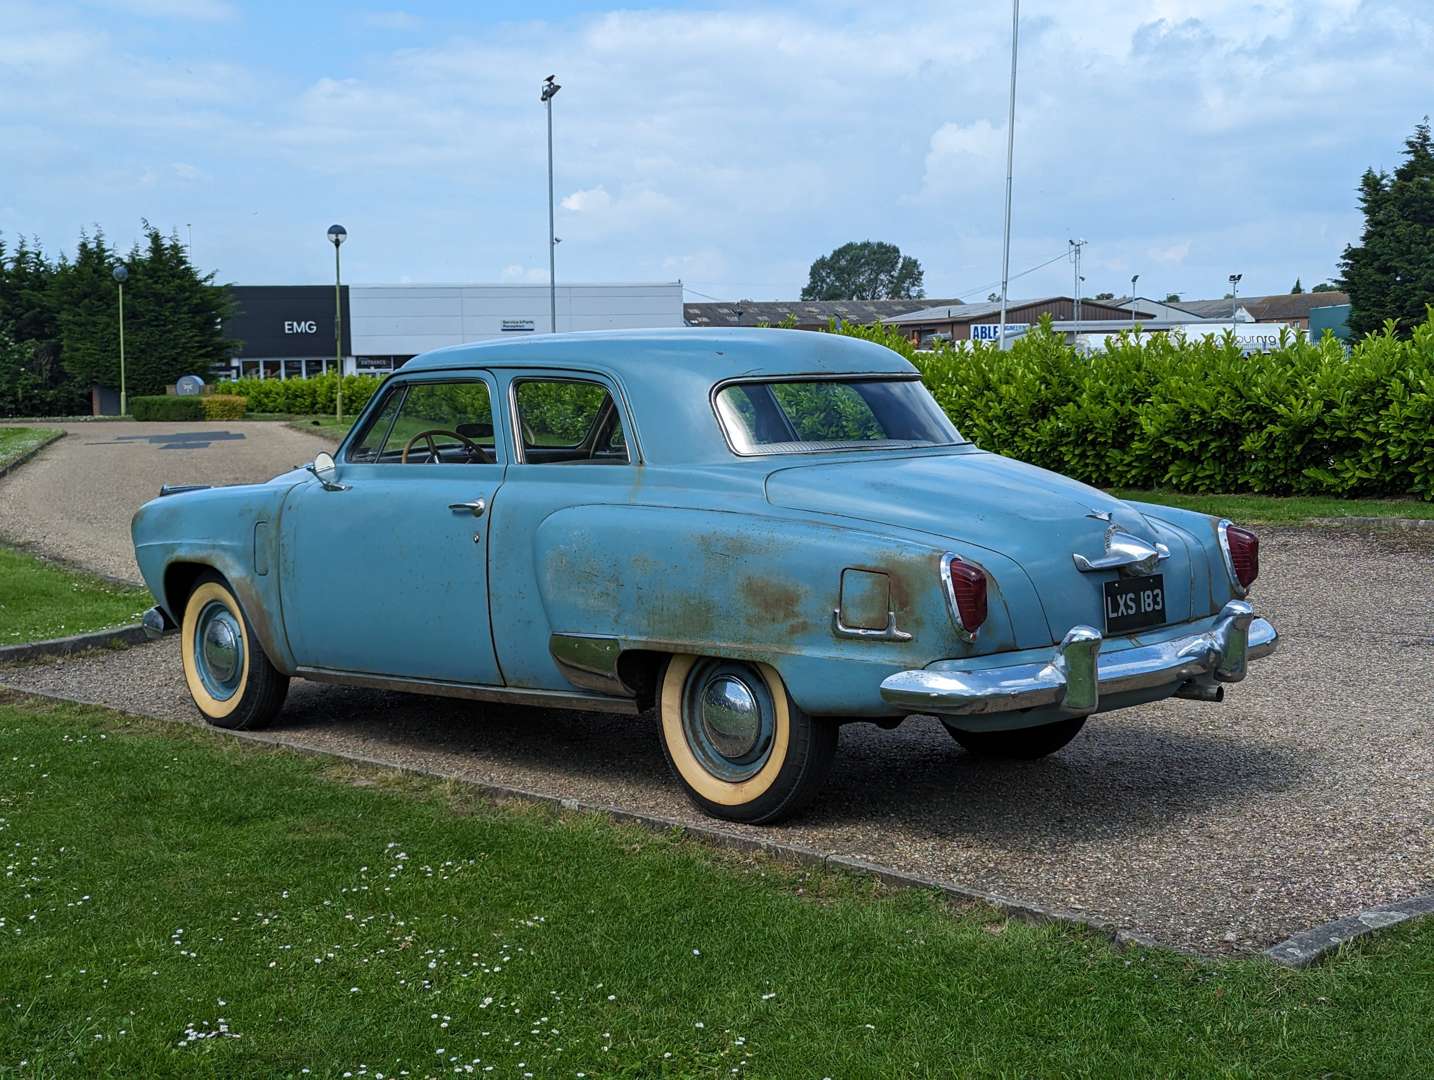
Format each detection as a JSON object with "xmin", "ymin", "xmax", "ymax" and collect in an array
[{"xmin": 306, "ymin": 451, "xmax": 349, "ymax": 491}]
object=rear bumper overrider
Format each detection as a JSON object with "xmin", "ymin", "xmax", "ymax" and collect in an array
[{"xmin": 879, "ymin": 600, "xmax": 1278, "ymax": 717}]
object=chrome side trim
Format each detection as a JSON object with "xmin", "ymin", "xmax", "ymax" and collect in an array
[
  {"xmin": 831, "ymin": 609, "xmax": 912, "ymax": 642},
  {"xmin": 549, "ymin": 633, "xmax": 632, "ymax": 696},
  {"xmin": 879, "ymin": 600, "xmax": 1278, "ymax": 718},
  {"xmin": 295, "ymin": 666, "xmax": 640, "ymax": 715}
]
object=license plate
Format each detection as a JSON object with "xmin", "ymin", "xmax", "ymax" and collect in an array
[{"xmin": 1103, "ymin": 574, "xmax": 1165, "ymax": 633}]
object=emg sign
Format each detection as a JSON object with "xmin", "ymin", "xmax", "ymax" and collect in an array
[{"xmin": 284, "ymin": 320, "xmax": 318, "ymax": 334}]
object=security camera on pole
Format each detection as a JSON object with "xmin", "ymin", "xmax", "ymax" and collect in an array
[
  {"xmin": 328, "ymin": 224, "xmax": 347, "ymax": 422},
  {"xmin": 541, "ymin": 74, "xmax": 561, "ymax": 334}
]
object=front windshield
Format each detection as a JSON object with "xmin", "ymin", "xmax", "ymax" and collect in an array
[{"xmin": 714, "ymin": 377, "xmax": 964, "ymax": 455}]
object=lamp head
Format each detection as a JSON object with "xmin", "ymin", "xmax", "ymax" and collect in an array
[
  {"xmin": 541, "ymin": 75, "xmax": 561, "ymax": 101},
  {"xmin": 327, "ymin": 224, "xmax": 347, "ymax": 247},
  {"xmin": 112, "ymin": 265, "xmax": 128, "ymax": 284}
]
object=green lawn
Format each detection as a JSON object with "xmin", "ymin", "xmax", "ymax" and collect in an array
[
  {"xmin": 1, "ymin": 692, "xmax": 1429, "ymax": 1078},
  {"xmin": 277, "ymin": 415, "xmax": 352, "ymax": 443},
  {"xmin": 0, "ymin": 427, "xmax": 62, "ymax": 471},
  {"xmin": 0, "ymin": 547, "xmax": 151, "ymax": 645},
  {"xmin": 1114, "ymin": 489, "xmax": 1434, "ymax": 525}
]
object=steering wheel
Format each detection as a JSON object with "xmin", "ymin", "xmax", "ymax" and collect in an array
[{"xmin": 400, "ymin": 429, "xmax": 491, "ymax": 464}]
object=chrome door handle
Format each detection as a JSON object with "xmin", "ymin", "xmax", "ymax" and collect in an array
[{"xmin": 447, "ymin": 499, "xmax": 486, "ymax": 517}]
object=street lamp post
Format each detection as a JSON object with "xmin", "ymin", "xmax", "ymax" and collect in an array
[
  {"xmin": 1130, "ymin": 273, "xmax": 1139, "ymax": 326},
  {"xmin": 541, "ymin": 74, "xmax": 561, "ymax": 334},
  {"xmin": 112, "ymin": 265, "xmax": 129, "ymax": 416},
  {"xmin": 995, "ymin": 0, "xmax": 1019, "ymax": 351},
  {"xmin": 1228, "ymin": 273, "xmax": 1242, "ymax": 324},
  {"xmin": 328, "ymin": 224, "xmax": 347, "ymax": 422}
]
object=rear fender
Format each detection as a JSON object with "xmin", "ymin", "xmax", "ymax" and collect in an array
[{"xmin": 534, "ymin": 504, "xmax": 1037, "ymax": 716}]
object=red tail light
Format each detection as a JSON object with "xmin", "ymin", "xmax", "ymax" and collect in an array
[
  {"xmin": 1223, "ymin": 523, "xmax": 1259, "ymax": 590},
  {"xmin": 943, "ymin": 555, "xmax": 988, "ymax": 636}
]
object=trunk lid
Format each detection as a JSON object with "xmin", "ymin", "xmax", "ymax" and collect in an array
[{"xmin": 764, "ymin": 450, "xmax": 1193, "ymax": 644}]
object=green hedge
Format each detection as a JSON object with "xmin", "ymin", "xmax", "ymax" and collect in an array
[
  {"xmin": 222, "ymin": 373, "xmax": 381, "ymax": 416},
  {"xmin": 835, "ymin": 313, "xmax": 1434, "ymax": 501},
  {"xmin": 201, "ymin": 394, "xmax": 247, "ymax": 420},
  {"xmin": 130, "ymin": 395, "xmax": 203, "ymax": 421}
]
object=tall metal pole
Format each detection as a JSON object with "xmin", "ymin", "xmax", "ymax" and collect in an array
[
  {"xmin": 328, "ymin": 224, "xmax": 347, "ymax": 419},
  {"xmin": 546, "ymin": 82, "xmax": 558, "ymax": 334},
  {"xmin": 334, "ymin": 243, "xmax": 343, "ymax": 423},
  {"xmin": 1130, "ymin": 273, "xmax": 1139, "ymax": 326},
  {"xmin": 995, "ymin": 0, "xmax": 1019, "ymax": 351},
  {"xmin": 117, "ymin": 281, "xmax": 126, "ymax": 415}
]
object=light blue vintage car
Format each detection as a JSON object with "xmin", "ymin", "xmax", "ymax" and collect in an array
[{"xmin": 132, "ymin": 328, "xmax": 1277, "ymax": 823}]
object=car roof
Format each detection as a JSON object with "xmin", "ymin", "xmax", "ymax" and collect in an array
[{"xmin": 399, "ymin": 326, "xmax": 917, "ymax": 380}]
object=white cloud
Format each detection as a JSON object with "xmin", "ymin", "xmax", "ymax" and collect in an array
[
  {"xmin": 5, "ymin": 0, "xmax": 1431, "ymax": 299},
  {"xmin": 1148, "ymin": 241, "xmax": 1191, "ymax": 265},
  {"xmin": 919, "ymin": 120, "xmax": 1008, "ymax": 200},
  {"xmin": 561, "ymin": 187, "xmax": 612, "ymax": 214}
]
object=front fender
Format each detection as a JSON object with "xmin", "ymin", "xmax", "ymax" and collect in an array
[{"xmin": 131, "ymin": 481, "xmax": 301, "ymax": 673}]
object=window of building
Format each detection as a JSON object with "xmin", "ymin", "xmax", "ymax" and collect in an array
[
  {"xmin": 512, "ymin": 379, "xmax": 630, "ymax": 465},
  {"xmin": 347, "ymin": 380, "xmax": 497, "ymax": 464}
]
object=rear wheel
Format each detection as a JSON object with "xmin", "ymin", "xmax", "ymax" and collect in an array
[
  {"xmin": 658, "ymin": 655, "xmax": 836, "ymax": 825},
  {"xmin": 943, "ymin": 716, "xmax": 1086, "ymax": 759},
  {"xmin": 179, "ymin": 572, "xmax": 289, "ymax": 731}
]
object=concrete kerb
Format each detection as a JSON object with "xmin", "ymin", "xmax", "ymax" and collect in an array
[
  {"xmin": 1312, "ymin": 515, "xmax": 1434, "ymax": 529},
  {"xmin": 0, "ymin": 430, "xmax": 65, "ymax": 481},
  {"xmin": 0, "ymin": 624, "xmax": 150, "ymax": 664},
  {"xmin": 0, "ymin": 680, "xmax": 1425, "ymax": 965},
  {"xmin": 1264, "ymin": 892, "xmax": 1434, "ymax": 968}
]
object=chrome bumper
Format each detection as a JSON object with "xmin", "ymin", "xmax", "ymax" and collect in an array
[{"xmin": 880, "ymin": 600, "xmax": 1278, "ymax": 718}]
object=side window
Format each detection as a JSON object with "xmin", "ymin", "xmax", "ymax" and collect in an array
[
  {"xmin": 348, "ymin": 380, "xmax": 497, "ymax": 464},
  {"xmin": 513, "ymin": 379, "xmax": 630, "ymax": 465}
]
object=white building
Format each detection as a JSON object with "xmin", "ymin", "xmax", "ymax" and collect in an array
[{"xmin": 221, "ymin": 282, "xmax": 685, "ymax": 379}]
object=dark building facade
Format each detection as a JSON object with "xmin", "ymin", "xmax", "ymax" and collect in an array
[{"xmin": 222, "ymin": 286, "xmax": 352, "ymax": 379}]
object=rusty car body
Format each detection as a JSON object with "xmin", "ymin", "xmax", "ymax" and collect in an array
[{"xmin": 132, "ymin": 328, "xmax": 1278, "ymax": 823}]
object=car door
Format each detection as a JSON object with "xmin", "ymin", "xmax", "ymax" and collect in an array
[
  {"xmin": 278, "ymin": 373, "xmax": 507, "ymax": 685},
  {"xmin": 485, "ymin": 369, "xmax": 642, "ymax": 690}
]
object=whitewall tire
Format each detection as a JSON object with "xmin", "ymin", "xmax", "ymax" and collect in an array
[
  {"xmin": 658, "ymin": 655, "xmax": 836, "ymax": 824},
  {"xmin": 179, "ymin": 572, "xmax": 289, "ymax": 731}
]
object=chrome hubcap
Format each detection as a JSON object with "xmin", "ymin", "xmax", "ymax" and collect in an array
[
  {"xmin": 681, "ymin": 661, "xmax": 775, "ymax": 782},
  {"xmin": 700, "ymin": 676, "xmax": 761, "ymax": 759},
  {"xmin": 194, "ymin": 601, "xmax": 244, "ymax": 701}
]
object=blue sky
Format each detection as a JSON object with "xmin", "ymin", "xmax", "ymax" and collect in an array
[{"xmin": 3, "ymin": 0, "xmax": 1432, "ymax": 303}]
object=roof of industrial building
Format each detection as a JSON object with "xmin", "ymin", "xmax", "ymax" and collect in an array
[
  {"xmin": 1177, "ymin": 292, "xmax": 1350, "ymax": 320},
  {"xmin": 684, "ymin": 298, "xmax": 961, "ymax": 327}
]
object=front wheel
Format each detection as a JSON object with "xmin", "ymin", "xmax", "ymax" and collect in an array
[
  {"xmin": 180, "ymin": 572, "xmax": 289, "ymax": 731},
  {"xmin": 658, "ymin": 655, "xmax": 836, "ymax": 825},
  {"xmin": 943, "ymin": 716, "xmax": 1086, "ymax": 759}
]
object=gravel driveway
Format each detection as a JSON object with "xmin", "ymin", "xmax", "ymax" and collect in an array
[
  {"xmin": 3, "ymin": 525, "xmax": 1430, "ymax": 956},
  {"xmin": 0, "ymin": 420, "xmax": 331, "ymax": 582}
]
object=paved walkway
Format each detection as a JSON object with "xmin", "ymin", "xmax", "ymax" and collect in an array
[
  {"xmin": 2, "ymin": 524, "xmax": 1431, "ymax": 956},
  {"xmin": 0, "ymin": 421, "xmax": 332, "ymax": 582}
]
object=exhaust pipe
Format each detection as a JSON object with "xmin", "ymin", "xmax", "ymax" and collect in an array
[{"xmin": 1174, "ymin": 678, "xmax": 1224, "ymax": 703}]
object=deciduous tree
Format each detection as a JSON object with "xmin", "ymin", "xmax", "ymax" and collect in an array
[{"xmin": 800, "ymin": 241, "xmax": 925, "ymax": 301}]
